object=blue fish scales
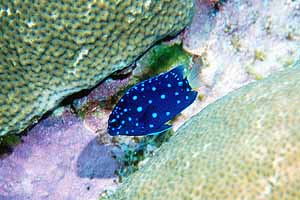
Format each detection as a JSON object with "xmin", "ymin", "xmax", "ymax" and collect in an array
[{"xmin": 108, "ymin": 65, "xmax": 198, "ymax": 136}]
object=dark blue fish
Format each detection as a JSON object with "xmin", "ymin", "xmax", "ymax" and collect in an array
[{"xmin": 107, "ymin": 65, "xmax": 198, "ymax": 136}]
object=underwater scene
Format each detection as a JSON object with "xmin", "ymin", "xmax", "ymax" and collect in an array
[{"xmin": 0, "ymin": 0, "xmax": 300, "ymax": 199}]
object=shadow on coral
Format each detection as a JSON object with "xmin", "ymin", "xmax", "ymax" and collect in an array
[
  {"xmin": 0, "ymin": 195, "xmax": 16, "ymax": 200},
  {"xmin": 76, "ymin": 137, "xmax": 119, "ymax": 179}
]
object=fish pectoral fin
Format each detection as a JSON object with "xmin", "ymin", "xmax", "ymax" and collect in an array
[{"xmin": 146, "ymin": 124, "xmax": 172, "ymax": 136}]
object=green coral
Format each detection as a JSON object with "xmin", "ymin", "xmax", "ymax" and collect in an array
[
  {"xmin": 106, "ymin": 66, "xmax": 300, "ymax": 200},
  {"xmin": 120, "ymin": 43, "xmax": 192, "ymax": 95},
  {"xmin": 134, "ymin": 43, "xmax": 191, "ymax": 80},
  {"xmin": 0, "ymin": 0, "xmax": 195, "ymax": 136},
  {"xmin": 112, "ymin": 130, "xmax": 174, "ymax": 182},
  {"xmin": 0, "ymin": 134, "xmax": 21, "ymax": 156}
]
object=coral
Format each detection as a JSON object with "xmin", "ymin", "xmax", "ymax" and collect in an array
[
  {"xmin": 105, "ymin": 66, "xmax": 300, "ymax": 200},
  {"xmin": 0, "ymin": 0, "xmax": 194, "ymax": 136},
  {"xmin": 134, "ymin": 43, "xmax": 191, "ymax": 81},
  {"xmin": 112, "ymin": 130, "xmax": 174, "ymax": 182}
]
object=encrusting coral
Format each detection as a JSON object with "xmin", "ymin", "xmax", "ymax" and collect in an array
[{"xmin": 0, "ymin": 0, "xmax": 194, "ymax": 136}]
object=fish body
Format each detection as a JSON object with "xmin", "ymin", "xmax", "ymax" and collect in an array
[{"xmin": 107, "ymin": 65, "xmax": 198, "ymax": 136}]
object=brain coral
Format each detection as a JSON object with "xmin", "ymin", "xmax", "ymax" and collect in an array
[
  {"xmin": 106, "ymin": 66, "xmax": 300, "ymax": 200},
  {"xmin": 0, "ymin": 0, "xmax": 194, "ymax": 136}
]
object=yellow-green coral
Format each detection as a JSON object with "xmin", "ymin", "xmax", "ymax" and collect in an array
[
  {"xmin": 0, "ymin": 0, "xmax": 195, "ymax": 136},
  {"xmin": 106, "ymin": 66, "xmax": 300, "ymax": 200}
]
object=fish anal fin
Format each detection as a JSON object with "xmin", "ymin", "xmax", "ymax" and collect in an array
[{"xmin": 146, "ymin": 124, "xmax": 172, "ymax": 136}]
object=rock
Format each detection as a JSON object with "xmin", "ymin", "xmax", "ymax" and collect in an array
[
  {"xmin": 179, "ymin": 0, "xmax": 300, "ymax": 129},
  {"xmin": 0, "ymin": 0, "xmax": 195, "ymax": 136},
  {"xmin": 0, "ymin": 111, "xmax": 119, "ymax": 200},
  {"xmin": 106, "ymin": 66, "xmax": 300, "ymax": 200}
]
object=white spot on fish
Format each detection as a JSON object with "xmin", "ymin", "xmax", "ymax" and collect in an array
[
  {"xmin": 152, "ymin": 113, "xmax": 157, "ymax": 118},
  {"xmin": 137, "ymin": 106, "xmax": 143, "ymax": 112}
]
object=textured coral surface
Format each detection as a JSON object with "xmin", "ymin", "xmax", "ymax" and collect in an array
[
  {"xmin": 0, "ymin": 0, "xmax": 194, "ymax": 136},
  {"xmin": 178, "ymin": 0, "xmax": 300, "ymax": 131},
  {"xmin": 106, "ymin": 66, "xmax": 300, "ymax": 200}
]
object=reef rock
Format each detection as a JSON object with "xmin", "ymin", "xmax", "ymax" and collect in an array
[
  {"xmin": 0, "ymin": 112, "xmax": 119, "ymax": 200},
  {"xmin": 179, "ymin": 0, "xmax": 300, "ymax": 128}
]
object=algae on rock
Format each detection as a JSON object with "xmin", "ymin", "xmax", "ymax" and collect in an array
[
  {"xmin": 0, "ymin": 0, "xmax": 194, "ymax": 136},
  {"xmin": 106, "ymin": 66, "xmax": 300, "ymax": 200}
]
